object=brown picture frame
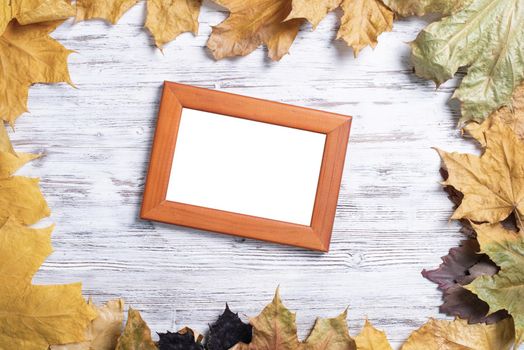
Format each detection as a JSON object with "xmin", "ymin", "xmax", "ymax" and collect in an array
[{"xmin": 141, "ymin": 82, "xmax": 351, "ymax": 252}]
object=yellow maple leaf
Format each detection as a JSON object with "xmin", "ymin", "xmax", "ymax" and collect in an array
[
  {"xmin": 401, "ymin": 318, "xmax": 515, "ymax": 350},
  {"xmin": 286, "ymin": 0, "xmax": 393, "ymax": 56},
  {"xmin": 354, "ymin": 319, "xmax": 392, "ymax": 350},
  {"xmin": 51, "ymin": 299, "xmax": 125, "ymax": 350},
  {"xmin": 0, "ymin": 176, "xmax": 50, "ymax": 225},
  {"xmin": 0, "ymin": 218, "xmax": 97, "ymax": 350},
  {"xmin": 436, "ymin": 121, "xmax": 524, "ymax": 228},
  {"xmin": 145, "ymin": 0, "xmax": 201, "ymax": 48},
  {"xmin": 75, "ymin": 0, "xmax": 138, "ymax": 24},
  {"xmin": 0, "ymin": 20, "xmax": 73, "ymax": 125},
  {"xmin": 207, "ymin": 0, "xmax": 303, "ymax": 61},
  {"xmin": 115, "ymin": 308, "xmax": 158, "ymax": 350},
  {"xmin": 0, "ymin": 0, "xmax": 74, "ymax": 35},
  {"xmin": 0, "ymin": 123, "xmax": 39, "ymax": 179},
  {"xmin": 466, "ymin": 82, "xmax": 524, "ymax": 146},
  {"xmin": 75, "ymin": 0, "xmax": 201, "ymax": 49}
]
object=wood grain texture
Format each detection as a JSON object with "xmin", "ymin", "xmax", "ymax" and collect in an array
[{"xmin": 9, "ymin": 1, "xmax": 483, "ymax": 347}]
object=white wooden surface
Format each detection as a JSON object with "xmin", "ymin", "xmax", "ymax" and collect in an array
[{"xmin": 11, "ymin": 2, "xmax": 482, "ymax": 347}]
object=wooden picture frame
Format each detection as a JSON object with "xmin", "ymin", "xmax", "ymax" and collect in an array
[{"xmin": 141, "ymin": 82, "xmax": 351, "ymax": 251}]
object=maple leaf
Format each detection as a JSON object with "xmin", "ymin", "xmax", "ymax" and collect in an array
[
  {"xmin": 0, "ymin": 123, "xmax": 39, "ymax": 179},
  {"xmin": 0, "ymin": 20, "xmax": 73, "ymax": 125},
  {"xmin": 466, "ymin": 223, "xmax": 524, "ymax": 347},
  {"xmin": 206, "ymin": 304, "xmax": 252, "ymax": 350},
  {"xmin": 411, "ymin": 0, "xmax": 524, "ymax": 123},
  {"xmin": 436, "ymin": 121, "xmax": 524, "ymax": 229},
  {"xmin": 231, "ymin": 289, "xmax": 300, "ymax": 350},
  {"xmin": 75, "ymin": 0, "xmax": 201, "ymax": 49},
  {"xmin": 115, "ymin": 308, "xmax": 158, "ymax": 350},
  {"xmin": 0, "ymin": 0, "xmax": 74, "ymax": 35},
  {"xmin": 401, "ymin": 317, "xmax": 515, "ymax": 350},
  {"xmin": 286, "ymin": 0, "xmax": 393, "ymax": 57},
  {"xmin": 75, "ymin": 0, "xmax": 138, "ymax": 24},
  {"xmin": 466, "ymin": 82, "xmax": 524, "ymax": 146},
  {"xmin": 145, "ymin": 0, "xmax": 202, "ymax": 48},
  {"xmin": 381, "ymin": 0, "xmax": 469, "ymax": 16},
  {"xmin": 302, "ymin": 310, "xmax": 356, "ymax": 350},
  {"xmin": 354, "ymin": 319, "xmax": 392, "ymax": 350},
  {"xmin": 422, "ymin": 239, "xmax": 509, "ymax": 324},
  {"xmin": 0, "ymin": 217, "xmax": 97, "ymax": 350},
  {"xmin": 0, "ymin": 176, "xmax": 50, "ymax": 225},
  {"xmin": 51, "ymin": 299, "xmax": 125, "ymax": 350},
  {"xmin": 158, "ymin": 327, "xmax": 204, "ymax": 350},
  {"xmin": 206, "ymin": 0, "xmax": 303, "ymax": 61}
]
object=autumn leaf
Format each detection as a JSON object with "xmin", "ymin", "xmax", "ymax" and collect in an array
[
  {"xmin": 206, "ymin": 0, "xmax": 303, "ymax": 61},
  {"xmin": 466, "ymin": 82, "xmax": 524, "ymax": 146},
  {"xmin": 158, "ymin": 327, "xmax": 204, "ymax": 350},
  {"xmin": 0, "ymin": 123, "xmax": 39, "ymax": 179},
  {"xmin": 422, "ymin": 239, "xmax": 509, "ymax": 324},
  {"xmin": 0, "ymin": 0, "xmax": 74, "ymax": 35},
  {"xmin": 0, "ymin": 176, "xmax": 50, "ymax": 225},
  {"xmin": 51, "ymin": 299, "xmax": 125, "ymax": 350},
  {"xmin": 76, "ymin": 0, "xmax": 202, "ymax": 49},
  {"xmin": 0, "ymin": 20, "xmax": 73, "ymax": 125},
  {"xmin": 354, "ymin": 320, "xmax": 392, "ymax": 350},
  {"xmin": 401, "ymin": 318, "xmax": 515, "ymax": 350},
  {"xmin": 115, "ymin": 308, "xmax": 158, "ymax": 350},
  {"xmin": 302, "ymin": 310, "xmax": 356, "ymax": 350},
  {"xmin": 75, "ymin": 0, "xmax": 138, "ymax": 24},
  {"xmin": 206, "ymin": 304, "xmax": 252, "ymax": 350},
  {"xmin": 231, "ymin": 289, "xmax": 300, "ymax": 350},
  {"xmin": 411, "ymin": 0, "xmax": 524, "ymax": 123},
  {"xmin": 465, "ymin": 223, "xmax": 524, "ymax": 347},
  {"xmin": 286, "ymin": 0, "xmax": 393, "ymax": 57},
  {"xmin": 145, "ymin": 0, "xmax": 201, "ymax": 48},
  {"xmin": 0, "ymin": 217, "xmax": 97, "ymax": 350},
  {"xmin": 381, "ymin": 0, "xmax": 469, "ymax": 16},
  {"xmin": 436, "ymin": 121, "xmax": 524, "ymax": 228}
]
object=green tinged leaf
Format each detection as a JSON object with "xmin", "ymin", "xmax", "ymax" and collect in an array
[
  {"xmin": 411, "ymin": 0, "xmax": 524, "ymax": 123},
  {"xmin": 382, "ymin": 0, "xmax": 469, "ymax": 16},
  {"xmin": 466, "ymin": 223, "xmax": 524, "ymax": 347},
  {"xmin": 303, "ymin": 310, "xmax": 356, "ymax": 350},
  {"xmin": 115, "ymin": 308, "xmax": 157, "ymax": 350}
]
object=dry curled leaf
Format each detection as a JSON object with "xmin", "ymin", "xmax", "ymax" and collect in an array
[
  {"xmin": 0, "ymin": 218, "xmax": 97, "ymax": 350},
  {"xmin": 466, "ymin": 223, "xmax": 524, "ymax": 347},
  {"xmin": 401, "ymin": 318, "xmax": 515, "ymax": 350},
  {"xmin": 286, "ymin": 0, "xmax": 393, "ymax": 57},
  {"xmin": 466, "ymin": 82, "xmax": 524, "ymax": 145},
  {"xmin": 206, "ymin": 0, "xmax": 303, "ymax": 61},
  {"xmin": 0, "ymin": 0, "xmax": 74, "ymax": 35},
  {"xmin": 436, "ymin": 121, "xmax": 524, "ymax": 228},
  {"xmin": 354, "ymin": 320, "xmax": 392, "ymax": 350},
  {"xmin": 51, "ymin": 299, "xmax": 125, "ymax": 350},
  {"xmin": 0, "ymin": 20, "xmax": 73, "ymax": 125},
  {"xmin": 382, "ymin": 0, "xmax": 469, "ymax": 16},
  {"xmin": 422, "ymin": 239, "xmax": 509, "ymax": 324},
  {"xmin": 411, "ymin": 0, "xmax": 524, "ymax": 123},
  {"xmin": 115, "ymin": 308, "xmax": 158, "ymax": 350},
  {"xmin": 0, "ymin": 176, "xmax": 50, "ymax": 225},
  {"xmin": 0, "ymin": 123, "xmax": 39, "ymax": 179}
]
